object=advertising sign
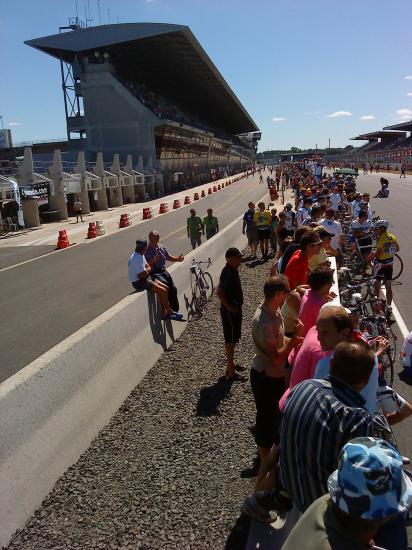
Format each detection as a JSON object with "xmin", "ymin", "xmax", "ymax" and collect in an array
[{"xmin": 20, "ymin": 183, "xmax": 50, "ymax": 205}]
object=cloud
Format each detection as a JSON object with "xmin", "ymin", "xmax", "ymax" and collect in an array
[
  {"xmin": 272, "ymin": 117, "xmax": 287, "ymax": 122},
  {"xmin": 8, "ymin": 122, "xmax": 21, "ymax": 126},
  {"xmin": 396, "ymin": 108, "xmax": 412, "ymax": 121},
  {"xmin": 326, "ymin": 111, "xmax": 352, "ymax": 118},
  {"xmin": 405, "ymin": 75, "xmax": 412, "ymax": 80},
  {"xmin": 407, "ymin": 92, "xmax": 412, "ymax": 97},
  {"xmin": 360, "ymin": 115, "xmax": 375, "ymax": 120}
]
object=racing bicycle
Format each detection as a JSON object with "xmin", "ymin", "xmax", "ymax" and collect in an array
[{"xmin": 190, "ymin": 258, "xmax": 214, "ymax": 314}]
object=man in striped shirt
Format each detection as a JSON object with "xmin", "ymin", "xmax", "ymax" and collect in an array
[{"xmin": 279, "ymin": 341, "xmax": 374, "ymax": 513}]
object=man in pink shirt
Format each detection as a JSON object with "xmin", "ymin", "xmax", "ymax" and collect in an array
[
  {"xmin": 279, "ymin": 305, "xmax": 354, "ymax": 411},
  {"xmin": 299, "ymin": 266, "xmax": 335, "ymax": 337}
]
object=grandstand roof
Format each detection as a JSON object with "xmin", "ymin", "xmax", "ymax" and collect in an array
[
  {"xmin": 383, "ymin": 120, "xmax": 412, "ymax": 132},
  {"xmin": 351, "ymin": 130, "xmax": 406, "ymax": 141},
  {"xmin": 25, "ymin": 23, "xmax": 258, "ymax": 135}
]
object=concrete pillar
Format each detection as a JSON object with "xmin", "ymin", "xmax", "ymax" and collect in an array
[
  {"xmin": 93, "ymin": 153, "xmax": 109, "ymax": 210},
  {"xmin": 74, "ymin": 151, "xmax": 91, "ymax": 214},
  {"xmin": 22, "ymin": 199, "xmax": 41, "ymax": 228},
  {"xmin": 112, "ymin": 154, "xmax": 134, "ymax": 204},
  {"xmin": 18, "ymin": 148, "xmax": 34, "ymax": 184},
  {"xmin": 48, "ymin": 150, "xmax": 68, "ymax": 220}
]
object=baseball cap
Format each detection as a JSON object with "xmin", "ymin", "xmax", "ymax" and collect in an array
[
  {"xmin": 135, "ymin": 238, "xmax": 147, "ymax": 253},
  {"xmin": 328, "ymin": 437, "xmax": 412, "ymax": 520},
  {"xmin": 225, "ymin": 247, "xmax": 243, "ymax": 259}
]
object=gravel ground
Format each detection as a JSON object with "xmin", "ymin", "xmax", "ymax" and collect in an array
[{"xmin": 5, "ymin": 254, "xmax": 272, "ymax": 550}]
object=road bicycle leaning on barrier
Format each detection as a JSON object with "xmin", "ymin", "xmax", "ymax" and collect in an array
[{"xmin": 190, "ymin": 258, "xmax": 214, "ymax": 314}]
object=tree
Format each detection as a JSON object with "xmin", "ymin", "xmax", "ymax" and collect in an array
[{"xmin": 290, "ymin": 147, "xmax": 302, "ymax": 153}]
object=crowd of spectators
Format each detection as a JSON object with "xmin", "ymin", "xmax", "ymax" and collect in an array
[{"xmin": 216, "ymin": 162, "xmax": 412, "ymax": 549}]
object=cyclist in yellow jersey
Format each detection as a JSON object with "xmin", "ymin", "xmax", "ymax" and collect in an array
[
  {"xmin": 253, "ymin": 202, "xmax": 272, "ymax": 259},
  {"xmin": 371, "ymin": 220, "xmax": 399, "ymax": 313}
]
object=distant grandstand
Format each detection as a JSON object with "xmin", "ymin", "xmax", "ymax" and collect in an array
[
  {"xmin": 349, "ymin": 124, "xmax": 412, "ymax": 168},
  {"xmin": 24, "ymin": 22, "xmax": 260, "ymax": 179}
]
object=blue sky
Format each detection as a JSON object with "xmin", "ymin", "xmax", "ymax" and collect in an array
[{"xmin": 1, "ymin": 0, "xmax": 411, "ymax": 151}]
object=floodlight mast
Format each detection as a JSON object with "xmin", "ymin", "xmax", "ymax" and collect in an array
[{"xmin": 58, "ymin": 18, "xmax": 86, "ymax": 142}]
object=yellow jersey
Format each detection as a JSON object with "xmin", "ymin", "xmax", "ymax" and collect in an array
[
  {"xmin": 254, "ymin": 210, "xmax": 272, "ymax": 228},
  {"xmin": 376, "ymin": 232, "xmax": 398, "ymax": 262}
]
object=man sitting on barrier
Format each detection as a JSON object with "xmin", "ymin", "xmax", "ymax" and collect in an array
[
  {"xmin": 128, "ymin": 238, "xmax": 183, "ymax": 321},
  {"xmin": 145, "ymin": 230, "xmax": 184, "ymax": 313}
]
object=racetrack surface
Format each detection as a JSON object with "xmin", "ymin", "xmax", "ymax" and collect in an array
[{"xmin": 0, "ymin": 175, "xmax": 270, "ymax": 381}]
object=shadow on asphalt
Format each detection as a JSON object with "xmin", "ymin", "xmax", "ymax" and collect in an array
[
  {"xmin": 399, "ymin": 370, "xmax": 412, "ymax": 386},
  {"xmin": 196, "ymin": 376, "xmax": 232, "ymax": 417}
]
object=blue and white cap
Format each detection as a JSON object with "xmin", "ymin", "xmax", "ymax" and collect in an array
[{"xmin": 328, "ymin": 437, "xmax": 412, "ymax": 520}]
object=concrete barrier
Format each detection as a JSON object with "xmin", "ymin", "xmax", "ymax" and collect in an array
[{"xmin": 0, "ymin": 197, "xmax": 263, "ymax": 546}]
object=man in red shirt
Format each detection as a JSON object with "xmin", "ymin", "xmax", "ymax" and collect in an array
[{"xmin": 285, "ymin": 231, "xmax": 322, "ymax": 290}]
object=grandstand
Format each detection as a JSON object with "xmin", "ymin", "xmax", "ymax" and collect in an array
[
  {"xmin": 25, "ymin": 22, "xmax": 259, "ymax": 179},
  {"xmin": 349, "ymin": 129, "xmax": 412, "ymax": 167}
]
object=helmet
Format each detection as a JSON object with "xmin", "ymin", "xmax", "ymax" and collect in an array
[
  {"xmin": 285, "ymin": 202, "xmax": 293, "ymax": 209},
  {"xmin": 373, "ymin": 219, "xmax": 389, "ymax": 229}
]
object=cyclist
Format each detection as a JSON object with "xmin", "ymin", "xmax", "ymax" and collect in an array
[
  {"xmin": 254, "ymin": 202, "xmax": 272, "ymax": 259},
  {"xmin": 349, "ymin": 210, "xmax": 373, "ymax": 270},
  {"xmin": 371, "ymin": 220, "xmax": 400, "ymax": 314},
  {"xmin": 374, "ymin": 179, "xmax": 389, "ymax": 198}
]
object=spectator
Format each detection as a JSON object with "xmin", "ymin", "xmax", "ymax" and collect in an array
[
  {"xmin": 279, "ymin": 305, "xmax": 354, "ymax": 411},
  {"xmin": 128, "ymin": 238, "xmax": 183, "ymax": 321},
  {"xmin": 284, "ymin": 231, "xmax": 323, "ymax": 290},
  {"xmin": 251, "ymin": 276, "xmax": 304, "ymax": 461},
  {"xmin": 302, "ymin": 204, "xmax": 322, "ymax": 226},
  {"xmin": 280, "ymin": 341, "xmax": 375, "ymax": 513},
  {"xmin": 275, "ymin": 211, "xmax": 288, "ymax": 245},
  {"xmin": 283, "ymin": 203, "xmax": 296, "ymax": 236},
  {"xmin": 280, "ymin": 286, "xmax": 307, "ymax": 337},
  {"xmin": 320, "ymin": 208, "xmax": 343, "ymax": 250},
  {"xmin": 309, "ymin": 227, "xmax": 335, "ymax": 270},
  {"xmin": 278, "ymin": 227, "xmax": 310, "ymax": 274},
  {"xmin": 74, "ymin": 198, "xmax": 83, "ymax": 222},
  {"xmin": 217, "ymin": 248, "xmax": 247, "ymax": 382},
  {"xmin": 296, "ymin": 197, "xmax": 312, "ymax": 226},
  {"xmin": 298, "ymin": 267, "xmax": 335, "ymax": 337},
  {"xmin": 145, "ymin": 230, "xmax": 184, "ymax": 313},
  {"xmin": 282, "ymin": 437, "xmax": 412, "ymax": 550},
  {"xmin": 269, "ymin": 208, "xmax": 279, "ymax": 254},
  {"xmin": 242, "ymin": 202, "xmax": 258, "ymax": 259},
  {"xmin": 187, "ymin": 209, "xmax": 203, "ymax": 249},
  {"xmin": 203, "ymin": 208, "xmax": 219, "ymax": 240},
  {"xmin": 351, "ymin": 192, "xmax": 363, "ymax": 219},
  {"xmin": 253, "ymin": 202, "xmax": 272, "ymax": 259}
]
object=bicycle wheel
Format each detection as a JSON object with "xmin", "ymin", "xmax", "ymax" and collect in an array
[
  {"xmin": 201, "ymin": 271, "xmax": 214, "ymax": 301},
  {"xmin": 391, "ymin": 253, "xmax": 403, "ymax": 281},
  {"xmin": 191, "ymin": 276, "xmax": 203, "ymax": 313}
]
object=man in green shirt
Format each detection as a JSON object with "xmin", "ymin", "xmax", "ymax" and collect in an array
[
  {"xmin": 187, "ymin": 209, "xmax": 203, "ymax": 249},
  {"xmin": 203, "ymin": 208, "xmax": 219, "ymax": 240}
]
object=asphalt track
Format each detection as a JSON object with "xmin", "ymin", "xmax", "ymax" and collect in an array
[{"xmin": 0, "ymin": 176, "xmax": 269, "ymax": 382}]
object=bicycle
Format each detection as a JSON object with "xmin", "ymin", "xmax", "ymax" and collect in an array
[{"xmin": 190, "ymin": 258, "xmax": 214, "ymax": 314}]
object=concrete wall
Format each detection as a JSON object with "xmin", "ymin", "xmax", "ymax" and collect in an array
[{"xmin": 0, "ymin": 210, "xmax": 252, "ymax": 547}]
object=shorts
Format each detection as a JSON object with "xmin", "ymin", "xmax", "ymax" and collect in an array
[
  {"xmin": 190, "ymin": 235, "xmax": 201, "ymax": 248},
  {"xmin": 257, "ymin": 227, "xmax": 270, "ymax": 241},
  {"xmin": 373, "ymin": 262, "xmax": 393, "ymax": 281},
  {"xmin": 246, "ymin": 228, "xmax": 258, "ymax": 245},
  {"xmin": 250, "ymin": 369, "xmax": 285, "ymax": 448},
  {"xmin": 220, "ymin": 307, "xmax": 242, "ymax": 344},
  {"xmin": 132, "ymin": 278, "xmax": 155, "ymax": 292}
]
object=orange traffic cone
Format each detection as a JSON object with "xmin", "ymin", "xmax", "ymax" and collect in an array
[{"xmin": 56, "ymin": 229, "xmax": 70, "ymax": 249}]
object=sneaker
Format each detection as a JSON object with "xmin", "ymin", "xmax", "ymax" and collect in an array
[
  {"xmin": 241, "ymin": 490, "xmax": 293, "ymax": 523},
  {"xmin": 170, "ymin": 312, "xmax": 185, "ymax": 321}
]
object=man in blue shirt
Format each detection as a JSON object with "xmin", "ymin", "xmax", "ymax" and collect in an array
[{"xmin": 242, "ymin": 202, "xmax": 258, "ymax": 259}]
